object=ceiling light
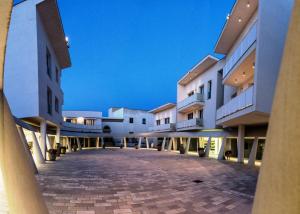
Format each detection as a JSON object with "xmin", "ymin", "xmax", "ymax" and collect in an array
[
  {"xmin": 234, "ymin": 78, "xmax": 238, "ymax": 83},
  {"xmin": 246, "ymin": 2, "xmax": 250, "ymax": 8},
  {"xmin": 238, "ymin": 18, "xmax": 242, "ymax": 23},
  {"xmin": 242, "ymin": 72, "xmax": 246, "ymax": 77},
  {"xmin": 226, "ymin": 14, "xmax": 230, "ymax": 20},
  {"xmin": 252, "ymin": 63, "xmax": 256, "ymax": 69}
]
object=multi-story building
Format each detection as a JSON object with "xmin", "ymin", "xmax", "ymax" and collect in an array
[
  {"xmin": 176, "ymin": 55, "xmax": 224, "ymax": 131},
  {"xmin": 214, "ymin": 0, "xmax": 293, "ymax": 163},
  {"xmin": 149, "ymin": 103, "xmax": 176, "ymax": 132},
  {"xmin": 4, "ymin": 0, "xmax": 71, "ymax": 159}
]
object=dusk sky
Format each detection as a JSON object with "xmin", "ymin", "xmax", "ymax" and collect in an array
[{"xmin": 56, "ymin": 0, "xmax": 235, "ymax": 115}]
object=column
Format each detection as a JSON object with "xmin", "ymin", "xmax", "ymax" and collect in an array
[
  {"xmin": 96, "ymin": 137, "xmax": 100, "ymax": 148},
  {"xmin": 173, "ymin": 138, "xmax": 177, "ymax": 151},
  {"xmin": 205, "ymin": 137, "xmax": 211, "ymax": 157},
  {"xmin": 145, "ymin": 138, "xmax": 150, "ymax": 149},
  {"xmin": 55, "ymin": 126, "xmax": 61, "ymax": 146},
  {"xmin": 16, "ymin": 126, "xmax": 38, "ymax": 174},
  {"xmin": 76, "ymin": 137, "xmax": 82, "ymax": 150},
  {"xmin": 40, "ymin": 120, "xmax": 47, "ymax": 160},
  {"xmin": 248, "ymin": 137, "xmax": 258, "ymax": 166},
  {"xmin": 46, "ymin": 135, "xmax": 53, "ymax": 151},
  {"xmin": 88, "ymin": 138, "xmax": 91, "ymax": 148},
  {"xmin": 66, "ymin": 137, "xmax": 72, "ymax": 153},
  {"xmin": 185, "ymin": 138, "xmax": 191, "ymax": 155},
  {"xmin": 138, "ymin": 137, "xmax": 142, "ymax": 149},
  {"xmin": 217, "ymin": 137, "xmax": 227, "ymax": 160},
  {"xmin": 101, "ymin": 137, "xmax": 104, "ymax": 148},
  {"xmin": 237, "ymin": 125, "xmax": 245, "ymax": 163},
  {"xmin": 31, "ymin": 131, "xmax": 45, "ymax": 165},
  {"xmin": 161, "ymin": 137, "xmax": 166, "ymax": 151},
  {"xmin": 167, "ymin": 137, "xmax": 173, "ymax": 151},
  {"xmin": 123, "ymin": 137, "xmax": 127, "ymax": 148}
]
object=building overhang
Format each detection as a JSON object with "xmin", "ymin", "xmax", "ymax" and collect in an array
[
  {"xmin": 149, "ymin": 103, "xmax": 176, "ymax": 114},
  {"xmin": 214, "ymin": 0, "xmax": 258, "ymax": 55},
  {"xmin": 178, "ymin": 55, "xmax": 219, "ymax": 86},
  {"xmin": 36, "ymin": 0, "xmax": 71, "ymax": 69}
]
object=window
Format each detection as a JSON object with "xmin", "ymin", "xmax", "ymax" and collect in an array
[
  {"xmin": 188, "ymin": 91, "xmax": 194, "ymax": 97},
  {"xmin": 66, "ymin": 118, "xmax": 72, "ymax": 123},
  {"xmin": 84, "ymin": 119, "xmax": 95, "ymax": 126},
  {"xmin": 55, "ymin": 97, "xmax": 59, "ymax": 113},
  {"xmin": 47, "ymin": 87, "xmax": 52, "ymax": 115},
  {"xmin": 199, "ymin": 109, "xmax": 203, "ymax": 119},
  {"xmin": 55, "ymin": 67, "xmax": 60, "ymax": 83},
  {"xmin": 46, "ymin": 47, "xmax": 52, "ymax": 79},
  {"xmin": 207, "ymin": 80, "xmax": 212, "ymax": 99},
  {"xmin": 129, "ymin": 118, "xmax": 134, "ymax": 123},
  {"xmin": 142, "ymin": 118, "xmax": 146, "ymax": 124},
  {"xmin": 199, "ymin": 85, "xmax": 204, "ymax": 95},
  {"xmin": 156, "ymin": 120, "xmax": 161, "ymax": 126},
  {"xmin": 165, "ymin": 117, "xmax": 170, "ymax": 124},
  {"xmin": 187, "ymin": 113, "xmax": 193, "ymax": 120}
]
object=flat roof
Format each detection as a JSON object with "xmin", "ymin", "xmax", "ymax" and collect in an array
[
  {"xmin": 214, "ymin": 0, "xmax": 258, "ymax": 54},
  {"xmin": 36, "ymin": 0, "xmax": 71, "ymax": 69},
  {"xmin": 149, "ymin": 103, "xmax": 176, "ymax": 114},
  {"xmin": 178, "ymin": 55, "xmax": 219, "ymax": 86}
]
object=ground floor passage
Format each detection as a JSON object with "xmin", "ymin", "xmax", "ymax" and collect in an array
[{"xmin": 37, "ymin": 149, "xmax": 258, "ymax": 214}]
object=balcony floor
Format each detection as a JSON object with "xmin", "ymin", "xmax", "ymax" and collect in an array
[{"xmin": 37, "ymin": 148, "xmax": 258, "ymax": 214}]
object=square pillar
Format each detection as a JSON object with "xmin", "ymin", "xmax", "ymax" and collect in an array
[
  {"xmin": 248, "ymin": 137, "xmax": 259, "ymax": 166},
  {"xmin": 173, "ymin": 138, "xmax": 177, "ymax": 151},
  {"xmin": 123, "ymin": 137, "xmax": 127, "ymax": 148},
  {"xmin": 237, "ymin": 125, "xmax": 245, "ymax": 163},
  {"xmin": 66, "ymin": 137, "xmax": 72, "ymax": 153},
  {"xmin": 138, "ymin": 137, "xmax": 142, "ymax": 149},
  {"xmin": 217, "ymin": 137, "xmax": 227, "ymax": 160},
  {"xmin": 76, "ymin": 137, "xmax": 82, "ymax": 150},
  {"xmin": 145, "ymin": 138, "xmax": 149, "ymax": 149},
  {"xmin": 167, "ymin": 137, "xmax": 173, "ymax": 151},
  {"xmin": 31, "ymin": 131, "xmax": 45, "ymax": 165},
  {"xmin": 55, "ymin": 126, "xmax": 61, "ymax": 146},
  {"xmin": 161, "ymin": 137, "xmax": 166, "ymax": 151},
  {"xmin": 96, "ymin": 137, "xmax": 100, "ymax": 148},
  {"xmin": 185, "ymin": 138, "xmax": 191, "ymax": 155},
  {"xmin": 205, "ymin": 137, "xmax": 211, "ymax": 157},
  {"xmin": 40, "ymin": 121, "xmax": 47, "ymax": 160}
]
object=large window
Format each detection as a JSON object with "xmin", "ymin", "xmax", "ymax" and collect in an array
[
  {"xmin": 47, "ymin": 87, "xmax": 52, "ymax": 115},
  {"xmin": 187, "ymin": 113, "xmax": 193, "ymax": 120},
  {"xmin": 129, "ymin": 118, "xmax": 134, "ymax": 123},
  {"xmin": 164, "ymin": 117, "xmax": 170, "ymax": 124},
  {"xmin": 46, "ymin": 47, "xmax": 52, "ymax": 79},
  {"xmin": 199, "ymin": 109, "xmax": 203, "ymax": 119},
  {"xmin": 55, "ymin": 97, "xmax": 59, "ymax": 113},
  {"xmin": 199, "ymin": 85, "xmax": 204, "ymax": 95},
  {"xmin": 207, "ymin": 80, "xmax": 212, "ymax": 99},
  {"xmin": 142, "ymin": 118, "xmax": 146, "ymax": 124},
  {"xmin": 156, "ymin": 120, "xmax": 161, "ymax": 126}
]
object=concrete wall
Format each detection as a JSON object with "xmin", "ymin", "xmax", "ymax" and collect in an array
[
  {"xmin": 177, "ymin": 61, "xmax": 224, "ymax": 129},
  {"xmin": 153, "ymin": 107, "xmax": 176, "ymax": 125},
  {"xmin": 63, "ymin": 111, "xmax": 103, "ymax": 126},
  {"xmin": 254, "ymin": 0, "xmax": 294, "ymax": 114}
]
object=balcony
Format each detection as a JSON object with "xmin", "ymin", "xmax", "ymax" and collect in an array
[
  {"xmin": 223, "ymin": 22, "xmax": 257, "ymax": 79},
  {"xmin": 62, "ymin": 122, "xmax": 102, "ymax": 133},
  {"xmin": 149, "ymin": 123, "xmax": 176, "ymax": 132},
  {"xmin": 176, "ymin": 118, "xmax": 203, "ymax": 130},
  {"xmin": 216, "ymin": 86, "xmax": 254, "ymax": 121},
  {"xmin": 177, "ymin": 93, "xmax": 204, "ymax": 113}
]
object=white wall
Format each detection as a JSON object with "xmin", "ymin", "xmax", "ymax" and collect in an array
[
  {"xmin": 153, "ymin": 107, "xmax": 176, "ymax": 125},
  {"xmin": 63, "ymin": 111, "xmax": 103, "ymax": 126}
]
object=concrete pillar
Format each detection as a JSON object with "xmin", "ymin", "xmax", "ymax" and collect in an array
[
  {"xmin": 40, "ymin": 120, "xmax": 47, "ymax": 160},
  {"xmin": 185, "ymin": 138, "xmax": 191, "ymax": 155},
  {"xmin": 88, "ymin": 138, "xmax": 91, "ymax": 148},
  {"xmin": 31, "ymin": 132, "xmax": 45, "ymax": 165},
  {"xmin": 66, "ymin": 137, "xmax": 72, "ymax": 153},
  {"xmin": 96, "ymin": 137, "xmax": 100, "ymax": 148},
  {"xmin": 161, "ymin": 137, "xmax": 166, "ymax": 151},
  {"xmin": 55, "ymin": 126, "xmax": 61, "ymax": 146},
  {"xmin": 46, "ymin": 135, "xmax": 53, "ymax": 150},
  {"xmin": 248, "ymin": 137, "xmax": 259, "ymax": 166},
  {"xmin": 123, "ymin": 137, "xmax": 127, "ymax": 148},
  {"xmin": 217, "ymin": 137, "xmax": 227, "ymax": 160},
  {"xmin": 16, "ymin": 126, "xmax": 38, "ymax": 174},
  {"xmin": 173, "ymin": 138, "xmax": 177, "ymax": 150},
  {"xmin": 138, "ymin": 137, "xmax": 142, "ymax": 149},
  {"xmin": 205, "ymin": 137, "xmax": 211, "ymax": 157},
  {"xmin": 167, "ymin": 137, "xmax": 173, "ymax": 151},
  {"xmin": 145, "ymin": 138, "xmax": 149, "ymax": 149},
  {"xmin": 101, "ymin": 137, "xmax": 104, "ymax": 148},
  {"xmin": 76, "ymin": 137, "xmax": 82, "ymax": 150},
  {"xmin": 237, "ymin": 125, "xmax": 245, "ymax": 163}
]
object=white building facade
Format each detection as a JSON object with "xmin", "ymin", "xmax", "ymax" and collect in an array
[{"xmin": 149, "ymin": 103, "xmax": 176, "ymax": 132}]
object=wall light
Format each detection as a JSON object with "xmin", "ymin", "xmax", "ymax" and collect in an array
[
  {"xmin": 238, "ymin": 18, "xmax": 242, "ymax": 23},
  {"xmin": 226, "ymin": 14, "xmax": 230, "ymax": 20},
  {"xmin": 246, "ymin": 2, "xmax": 251, "ymax": 8}
]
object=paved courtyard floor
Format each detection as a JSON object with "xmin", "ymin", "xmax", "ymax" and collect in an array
[{"xmin": 37, "ymin": 148, "xmax": 259, "ymax": 214}]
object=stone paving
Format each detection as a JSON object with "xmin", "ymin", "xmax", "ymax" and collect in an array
[{"xmin": 37, "ymin": 148, "xmax": 259, "ymax": 214}]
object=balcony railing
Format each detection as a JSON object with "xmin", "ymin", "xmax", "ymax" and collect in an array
[
  {"xmin": 177, "ymin": 93, "xmax": 204, "ymax": 111},
  {"xmin": 223, "ymin": 22, "xmax": 257, "ymax": 78},
  {"xmin": 176, "ymin": 118, "xmax": 203, "ymax": 130},
  {"xmin": 216, "ymin": 86, "xmax": 254, "ymax": 120},
  {"xmin": 62, "ymin": 122, "xmax": 102, "ymax": 131},
  {"xmin": 149, "ymin": 123, "xmax": 176, "ymax": 132}
]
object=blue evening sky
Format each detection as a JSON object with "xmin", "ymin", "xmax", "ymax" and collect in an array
[{"xmin": 20, "ymin": 0, "xmax": 236, "ymax": 115}]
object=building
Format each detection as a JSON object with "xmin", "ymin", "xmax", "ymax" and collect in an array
[
  {"xmin": 214, "ymin": 0, "xmax": 293, "ymax": 163},
  {"xmin": 4, "ymin": 0, "xmax": 71, "ymax": 159},
  {"xmin": 176, "ymin": 55, "xmax": 224, "ymax": 131},
  {"xmin": 149, "ymin": 103, "xmax": 176, "ymax": 132}
]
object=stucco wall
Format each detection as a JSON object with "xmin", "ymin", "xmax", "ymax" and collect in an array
[{"xmin": 153, "ymin": 107, "xmax": 176, "ymax": 125}]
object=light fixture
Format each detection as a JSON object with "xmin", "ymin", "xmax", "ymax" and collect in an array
[
  {"xmin": 238, "ymin": 18, "xmax": 242, "ymax": 23},
  {"xmin": 246, "ymin": 2, "xmax": 250, "ymax": 8},
  {"xmin": 242, "ymin": 72, "xmax": 246, "ymax": 77},
  {"xmin": 226, "ymin": 14, "xmax": 230, "ymax": 20},
  {"xmin": 234, "ymin": 78, "xmax": 238, "ymax": 83},
  {"xmin": 252, "ymin": 62, "xmax": 256, "ymax": 69}
]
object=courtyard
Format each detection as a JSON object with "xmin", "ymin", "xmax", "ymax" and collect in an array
[{"xmin": 37, "ymin": 149, "xmax": 258, "ymax": 214}]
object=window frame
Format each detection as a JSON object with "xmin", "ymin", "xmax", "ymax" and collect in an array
[
  {"xmin": 46, "ymin": 47, "xmax": 52, "ymax": 79},
  {"xmin": 129, "ymin": 117, "xmax": 134, "ymax": 124},
  {"xmin": 47, "ymin": 87, "xmax": 52, "ymax": 115},
  {"xmin": 207, "ymin": 80, "xmax": 212, "ymax": 100}
]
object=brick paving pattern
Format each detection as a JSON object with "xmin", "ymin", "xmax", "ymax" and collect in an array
[{"xmin": 37, "ymin": 149, "xmax": 259, "ymax": 214}]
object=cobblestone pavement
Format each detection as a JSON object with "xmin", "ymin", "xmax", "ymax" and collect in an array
[{"xmin": 37, "ymin": 148, "xmax": 259, "ymax": 214}]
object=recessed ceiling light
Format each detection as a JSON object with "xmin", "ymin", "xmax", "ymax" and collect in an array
[
  {"xmin": 238, "ymin": 18, "xmax": 242, "ymax": 23},
  {"xmin": 242, "ymin": 72, "xmax": 246, "ymax": 77},
  {"xmin": 234, "ymin": 78, "xmax": 238, "ymax": 83},
  {"xmin": 226, "ymin": 14, "xmax": 230, "ymax": 20},
  {"xmin": 246, "ymin": 2, "xmax": 250, "ymax": 8},
  {"xmin": 252, "ymin": 63, "xmax": 256, "ymax": 69}
]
